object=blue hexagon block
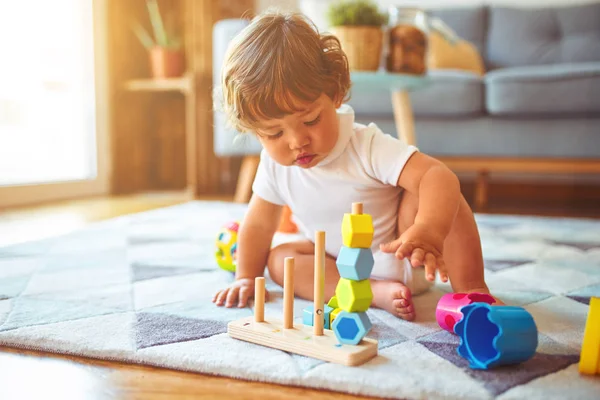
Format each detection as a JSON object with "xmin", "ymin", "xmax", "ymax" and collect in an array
[
  {"xmin": 332, "ymin": 311, "xmax": 372, "ymax": 345},
  {"xmin": 336, "ymin": 246, "xmax": 374, "ymax": 281},
  {"xmin": 303, "ymin": 305, "xmax": 334, "ymax": 329}
]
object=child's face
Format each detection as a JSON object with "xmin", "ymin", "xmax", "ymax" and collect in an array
[{"xmin": 254, "ymin": 93, "xmax": 341, "ymax": 168}]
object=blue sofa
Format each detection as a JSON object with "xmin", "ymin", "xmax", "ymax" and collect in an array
[{"xmin": 212, "ymin": 4, "xmax": 600, "ymax": 204}]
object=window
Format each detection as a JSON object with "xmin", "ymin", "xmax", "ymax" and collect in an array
[{"xmin": 0, "ymin": 0, "xmax": 109, "ymax": 206}]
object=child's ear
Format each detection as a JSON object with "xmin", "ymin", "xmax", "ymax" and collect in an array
[{"xmin": 333, "ymin": 93, "xmax": 343, "ymax": 108}]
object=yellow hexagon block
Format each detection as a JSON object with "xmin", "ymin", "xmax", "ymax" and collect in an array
[
  {"xmin": 342, "ymin": 213, "xmax": 374, "ymax": 249},
  {"xmin": 335, "ymin": 278, "xmax": 373, "ymax": 313},
  {"xmin": 330, "ymin": 307, "xmax": 342, "ymax": 327}
]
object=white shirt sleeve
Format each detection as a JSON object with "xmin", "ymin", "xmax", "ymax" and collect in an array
[
  {"xmin": 363, "ymin": 123, "xmax": 419, "ymax": 186},
  {"xmin": 251, "ymin": 149, "xmax": 286, "ymax": 205}
]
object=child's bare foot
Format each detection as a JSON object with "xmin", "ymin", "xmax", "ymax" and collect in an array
[
  {"xmin": 371, "ymin": 279, "xmax": 415, "ymax": 321},
  {"xmin": 463, "ymin": 287, "xmax": 505, "ymax": 305}
]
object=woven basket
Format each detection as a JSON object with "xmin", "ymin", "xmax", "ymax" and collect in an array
[{"xmin": 331, "ymin": 26, "xmax": 383, "ymax": 71}]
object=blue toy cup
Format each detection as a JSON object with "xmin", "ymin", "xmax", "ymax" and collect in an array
[{"xmin": 454, "ymin": 303, "xmax": 538, "ymax": 370}]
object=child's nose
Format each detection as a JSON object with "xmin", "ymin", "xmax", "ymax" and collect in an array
[{"xmin": 288, "ymin": 129, "xmax": 310, "ymax": 150}]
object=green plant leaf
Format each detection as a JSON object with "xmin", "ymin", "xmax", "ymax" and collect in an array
[
  {"xmin": 131, "ymin": 20, "xmax": 154, "ymax": 49},
  {"xmin": 327, "ymin": 0, "xmax": 387, "ymax": 27},
  {"xmin": 146, "ymin": 0, "xmax": 168, "ymax": 47}
]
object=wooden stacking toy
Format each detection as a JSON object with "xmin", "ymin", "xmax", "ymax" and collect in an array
[
  {"xmin": 311, "ymin": 202, "xmax": 375, "ymax": 346},
  {"xmin": 227, "ymin": 228, "xmax": 378, "ymax": 366}
]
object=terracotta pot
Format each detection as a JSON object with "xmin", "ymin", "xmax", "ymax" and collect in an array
[
  {"xmin": 331, "ymin": 26, "xmax": 383, "ymax": 71},
  {"xmin": 149, "ymin": 47, "xmax": 185, "ymax": 78}
]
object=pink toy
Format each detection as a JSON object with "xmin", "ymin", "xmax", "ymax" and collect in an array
[{"xmin": 436, "ymin": 293, "xmax": 496, "ymax": 333}]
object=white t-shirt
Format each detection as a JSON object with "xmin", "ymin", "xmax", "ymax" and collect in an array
[{"xmin": 252, "ymin": 104, "xmax": 431, "ymax": 292}]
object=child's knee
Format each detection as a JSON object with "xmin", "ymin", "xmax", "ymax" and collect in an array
[
  {"xmin": 266, "ymin": 245, "xmax": 285, "ymax": 285},
  {"xmin": 267, "ymin": 242, "xmax": 303, "ymax": 283}
]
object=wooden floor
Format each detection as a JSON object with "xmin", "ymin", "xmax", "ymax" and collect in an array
[
  {"xmin": 0, "ymin": 192, "xmax": 201, "ymax": 247},
  {"xmin": 0, "ymin": 189, "xmax": 598, "ymax": 400}
]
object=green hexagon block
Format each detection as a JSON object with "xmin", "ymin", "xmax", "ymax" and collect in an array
[
  {"xmin": 327, "ymin": 296, "xmax": 339, "ymax": 309},
  {"xmin": 335, "ymin": 278, "xmax": 373, "ymax": 313}
]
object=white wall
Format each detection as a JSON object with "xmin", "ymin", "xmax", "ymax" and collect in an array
[{"xmin": 257, "ymin": 0, "xmax": 298, "ymax": 12}]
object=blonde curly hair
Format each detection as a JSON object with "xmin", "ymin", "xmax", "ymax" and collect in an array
[{"xmin": 220, "ymin": 10, "xmax": 351, "ymax": 133}]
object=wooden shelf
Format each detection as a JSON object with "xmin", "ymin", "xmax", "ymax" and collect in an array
[{"xmin": 124, "ymin": 75, "xmax": 193, "ymax": 94}]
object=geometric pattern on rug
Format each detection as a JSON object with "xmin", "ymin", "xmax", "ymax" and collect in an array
[
  {"xmin": 547, "ymin": 240, "xmax": 600, "ymax": 251},
  {"xmin": 134, "ymin": 312, "xmax": 228, "ymax": 349},
  {"xmin": 567, "ymin": 296, "xmax": 592, "ymax": 306},
  {"xmin": 418, "ymin": 330, "xmax": 581, "ymax": 396},
  {"xmin": 484, "ymin": 259, "xmax": 533, "ymax": 272},
  {"xmin": 0, "ymin": 201, "xmax": 599, "ymax": 400},
  {"xmin": 566, "ymin": 283, "xmax": 600, "ymax": 306},
  {"xmin": 131, "ymin": 265, "xmax": 200, "ymax": 283}
]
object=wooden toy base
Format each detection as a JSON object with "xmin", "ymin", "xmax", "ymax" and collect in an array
[{"xmin": 228, "ymin": 316, "xmax": 378, "ymax": 366}]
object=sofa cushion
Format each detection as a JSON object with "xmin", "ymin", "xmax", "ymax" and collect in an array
[
  {"xmin": 487, "ymin": 4, "xmax": 600, "ymax": 69},
  {"xmin": 347, "ymin": 70, "xmax": 484, "ymax": 118},
  {"xmin": 428, "ymin": 6, "xmax": 488, "ymax": 59},
  {"xmin": 485, "ymin": 62, "xmax": 600, "ymax": 116},
  {"xmin": 355, "ymin": 116, "xmax": 600, "ymax": 159}
]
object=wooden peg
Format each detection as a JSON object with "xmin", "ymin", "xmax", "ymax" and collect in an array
[
  {"xmin": 254, "ymin": 277, "xmax": 265, "ymax": 322},
  {"xmin": 283, "ymin": 257, "xmax": 295, "ymax": 329},
  {"xmin": 314, "ymin": 231, "xmax": 325, "ymax": 336},
  {"xmin": 352, "ymin": 202, "xmax": 363, "ymax": 215}
]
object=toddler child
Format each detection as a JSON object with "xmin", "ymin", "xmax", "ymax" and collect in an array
[{"xmin": 212, "ymin": 10, "xmax": 499, "ymax": 320}]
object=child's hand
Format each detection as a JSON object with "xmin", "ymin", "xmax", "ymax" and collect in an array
[
  {"xmin": 212, "ymin": 278, "xmax": 269, "ymax": 308},
  {"xmin": 380, "ymin": 223, "xmax": 449, "ymax": 283}
]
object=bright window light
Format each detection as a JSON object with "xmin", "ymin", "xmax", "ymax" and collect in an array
[{"xmin": 0, "ymin": 0, "xmax": 97, "ymax": 186}]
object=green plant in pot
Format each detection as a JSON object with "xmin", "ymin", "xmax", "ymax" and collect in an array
[
  {"xmin": 327, "ymin": 0, "xmax": 387, "ymax": 71},
  {"xmin": 132, "ymin": 0, "xmax": 184, "ymax": 78}
]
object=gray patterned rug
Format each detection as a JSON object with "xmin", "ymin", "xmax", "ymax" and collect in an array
[{"xmin": 0, "ymin": 201, "xmax": 599, "ymax": 399}]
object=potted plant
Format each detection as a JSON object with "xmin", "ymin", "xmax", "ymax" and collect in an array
[
  {"xmin": 132, "ymin": 0, "xmax": 184, "ymax": 79},
  {"xmin": 326, "ymin": 0, "xmax": 387, "ymax": 71}
]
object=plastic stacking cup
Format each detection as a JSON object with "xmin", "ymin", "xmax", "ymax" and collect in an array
[
  {"xmin": 455, "ymin": 303, "xmax": 538, "ymax": 370},
  {"xmin": 436, "ymin": 292, "xmax": 496, "ymax": 333}
]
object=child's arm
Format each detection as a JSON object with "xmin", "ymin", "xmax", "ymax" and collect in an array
[
  {"xmin": 380, "ymin": 152, "xmax": 460, "ymax": 282},
  {"xmin": 213, "ymin": 195, "xmax": 282, "ymax": 308}
]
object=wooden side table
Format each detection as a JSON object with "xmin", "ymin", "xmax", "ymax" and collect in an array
[{"xmin": 349, "ymin": 71, "xmax": 429, "ymax": 148}]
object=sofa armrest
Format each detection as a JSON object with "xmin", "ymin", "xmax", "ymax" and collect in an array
[{"xmin": 212, "ymin": 19, "xmax": 262, "ymax": 156}]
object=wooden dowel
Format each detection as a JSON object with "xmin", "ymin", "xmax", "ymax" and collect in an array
[
  {"xmin": 314, "ymin": 231, "xmax": 325, "ymax": 336},
  {"xmin": 254, "ymin": 277, "xmax": 265, "ymax": 322},
  {"xmin": 352, "ymin": 202, "xmax": 363, "ymax": 215},
  {"xmin": 283, "ymin": 257, "xmax": 295, "ymax": 329}
]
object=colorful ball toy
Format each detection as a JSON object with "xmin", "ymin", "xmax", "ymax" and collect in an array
[{"xmin": 215, "ymin": 221, "xmax": 239, "ymax": 272}]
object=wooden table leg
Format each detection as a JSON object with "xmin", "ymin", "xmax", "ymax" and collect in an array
[
  {"xmin": 234, "ymin": 155, "xmax": 260, "ymax": 203},
  {"xmin": 391, "ymin": 90, "xmax": 416, "ymax": 146},
  {"xmin": 475, "ymin": 170, "xmax": 490, "ymax": 212}
]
